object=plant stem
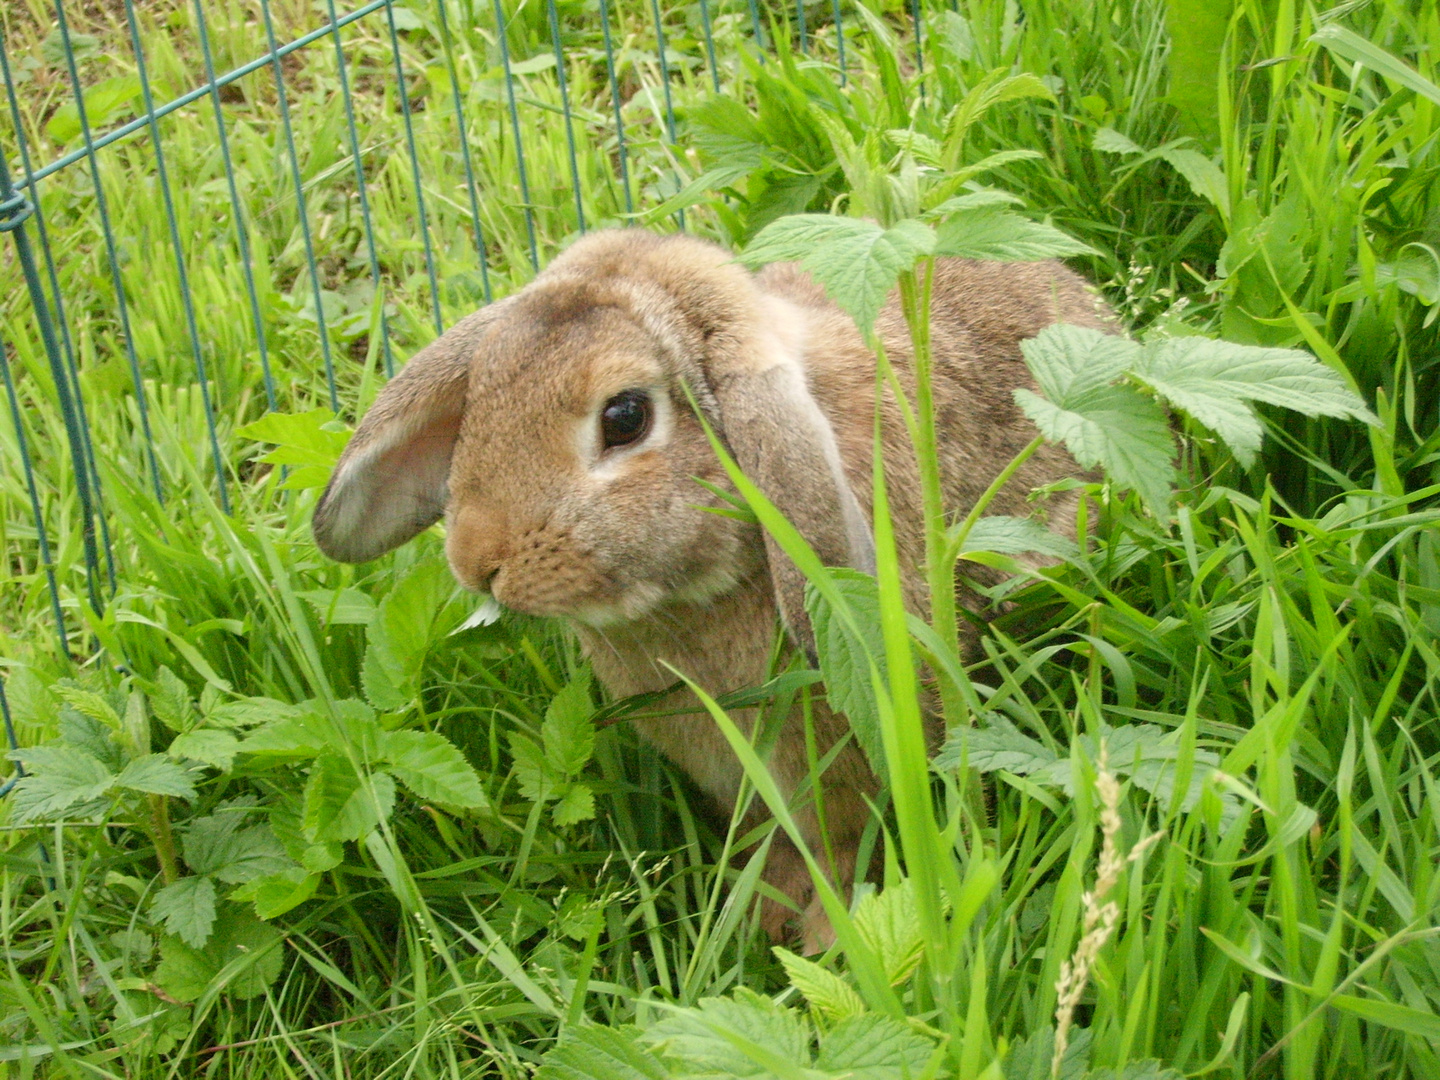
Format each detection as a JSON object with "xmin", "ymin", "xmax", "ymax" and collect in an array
[
  {"xmin": 147, "ymin": 794, "xmax": 181, "ymax": 885},
  {"xmin": 898, "ymin": 258, "xmax": 966, "ymax": 723}
]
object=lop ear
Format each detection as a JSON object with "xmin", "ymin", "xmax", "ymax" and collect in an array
[
  {"xmin": 707, "ymin": 295, "xmax": 875, "ymax": 656},
  {"xmin": 313, "ymin": 301, "xmax": 511, "ymax": 563}
]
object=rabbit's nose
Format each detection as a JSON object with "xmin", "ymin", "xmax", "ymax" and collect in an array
[{"xmin": 446, "ymin": 502, "xmax": 509, "ymax": 593}]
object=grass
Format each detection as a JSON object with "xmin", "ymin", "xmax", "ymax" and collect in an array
[{"xmin": 2, "ymin": 0, "xmax": 1440, "ymax": 1077}]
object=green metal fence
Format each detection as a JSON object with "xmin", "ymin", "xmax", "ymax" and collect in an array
[{"xmin": 0, "ymin": 0, "xmax": 908, "ymax": 769}]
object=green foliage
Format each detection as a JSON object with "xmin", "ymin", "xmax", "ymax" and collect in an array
[{"xmin": 3, "ymin": 0, "xmax": 1440, "ymax": 1077}]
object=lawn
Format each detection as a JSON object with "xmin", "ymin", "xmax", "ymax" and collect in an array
[{"xmin": 1, "ymin": 0, "xmax": 1439, "ymax": 1077}]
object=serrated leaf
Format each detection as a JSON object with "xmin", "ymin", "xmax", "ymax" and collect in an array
[
  {"xmin": 298, "ymin": 588, "xmax": 378, "ymax": 626},
  {"xmin": 230, "ymin": 866, "xmax": 319, "ymax": 920},
  {"xmin": 508, "ymin": 732, "xmax": 552, "ymax": 802},
  {"xmin": 884, "ymin": 128, "xmax": 945, "ymax": 165},
  {"xmin": 207, "ymin": 697, "xmax": 301, "ymax": 729},
  {"xmin": 1094, "ymin": 127, "xmax": 1144, "ymax": 155},
  {"xmin": 774, "ymin": 947, "xmax": 866, "ymax": 1021},
  {"xmin": 1159, "ymin": 148, "xmax": 1228, "ymax": 217},
  {"xmin": 807, "ymin": 569, "xmax": 888, "ymax": 774},
  {"xmin": 149, "ymin": 666, "xmax": 197, "ymax": 733},
  {"xmin": 51, "ymin": 685, "xmax": 120, "ymax": 727},
  {"xmin": 184, "ymin": 807, "xmax": 290, "ymax": 883},
  {"xmin": 382, "ymin": 729, "xmax": 488, "ymax": 808},
  {"xmin": 956, "ymin": 516, "xmax": 1079, "ymax": 559},
  {"xmin": 240, "ymin": 708, "xmax": 334, "ymax": 757},
  {"xmin": 815, "ymin": 1013, "xmax": 935, "ymax": 1077},
  {"xmin": 152, "ymin": 909, "xmax": 284, "ymax": 1003},
  {"xmin": 922, "ymin": 189, "xmax": 1024, "ymax": 220},
  {"xmin": 8, "ymin": 745, "xmax": 114, "ymax": 823},
  {"xmin": 151, "ymin": 876, "xmax": 217, "ymax": 948},
  {"xmin": 303, "ymin": 753, "xmax": 395, "ymax": 842},
  {"xmin": 934, "ymin": 714, "xmax": 1060, "ymax": 776},
  {"xmin": 937, "ymin": 720, "xmax": 1237, "ymax": 822},
  {"xmin": 1017, "ymin": 326, "xmax": 1174, "ymax": 518},
  {"xmin": 1132, "ymin": 337, "xmax": 1374, "ymax": 467},
  {"xmin": 852, "ymin": 879, "xmax": 924, "ymax": 986},
  {"xmin": 741, "ymin": 215, "xmax": 935, "ymax": 333},
  {"xmin": 363, "ymin": 560, "xmax": 463, "ymax": 710},
  {"xmin": 168, "ymin": 729, "xmax": 240, "ymax": 770},
  {"xmin": 645, "ymin": 987, "xmax": 812, "ymax": 1077},
  {"xmin": 945, "ymin": 70, "xmax": 1055, "ymax": 150},
  {"xmin": 552, "ymin": 783, "xmax": 595, "ymax": 826},
  {"xmin": 543, "ymin": 670, "xmax": 596, "ymax": 776},
  {"xmin": 934, "ymin": 208, "xmax": 1096, "ymax": 261},
  {"xmin": 1084, "ymin": 1063, "xmax": 1186, "ymax": 1080},
  {"xmin": 537, "ymin": 1024, "xmax": 669, "ymax": 1080},
  {"xmin": 112, "ymin": 755, "xmax": 197, "ymax": 800},
  {"xmin": 57, "ymin": 709, "xmax": 123, "ymax": 771}
]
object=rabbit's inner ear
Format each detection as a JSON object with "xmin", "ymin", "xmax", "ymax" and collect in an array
[
  {"xmin": 710, "ymin": 296, "xmax": 875, "ymax": 656},
  {"xmin": 313, "ymin": 380, "xmax": 466, "ymax": 565}
]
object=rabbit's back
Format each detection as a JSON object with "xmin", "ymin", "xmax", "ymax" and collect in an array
[{"xmin": 757, "ymin": 257, "xmax": 1114, "ymax": 615}]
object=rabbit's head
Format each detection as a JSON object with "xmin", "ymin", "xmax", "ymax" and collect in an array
[{"xmin": 313, "ymin": 230, "xmax": 872, "ymax": 643}]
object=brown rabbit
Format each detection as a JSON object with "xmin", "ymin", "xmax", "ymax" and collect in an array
[{"xmin": 313, "ymin": 229, "xmax": 1112, "ymax": 949}]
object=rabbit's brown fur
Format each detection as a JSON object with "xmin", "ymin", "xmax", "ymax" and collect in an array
[{"xmin": 313, "ymin": 229, "xmax": 1113, "ymax": 948}]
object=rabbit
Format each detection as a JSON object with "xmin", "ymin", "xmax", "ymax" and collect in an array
[{"xmin": 312, "ymin": 228, "xmax": 1114, "ymax": 949}]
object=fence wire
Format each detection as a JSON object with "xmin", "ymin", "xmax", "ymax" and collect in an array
[{"xmin": 0, "ymin": 0, "xmax": 915, "ymax": 763}]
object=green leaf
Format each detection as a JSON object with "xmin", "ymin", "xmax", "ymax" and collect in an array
[
  {"xmin": 1093, "ymin": 127, "xmax": 1144, "ymax": 155},
  {"xmin": 774, "ymin": 947, "xmax": 866, "ymax": 1021},
  {"xmin": 537, "ymin": 1024, "xmax": 669, "ymax": 1080},
  {"xmin": 51, "ymin": 685, "xmax": 121, "ymax": 728},
  {"xmin": 236, "ymin": 408, "xmax": 350, "ymax": 469},
  {"xmin": 1311, "ymin": 25, "xmax": 1440, "ymax": 108},
  {"xmin": 956, "ymin": 516, "xmax": 1078, "ymax": 559},
  {"xmin": 148, "ymin": 665, "xmax": 197, "ymax": 733},
  {"xmin": 509, "ymin": 732, "xmax": 552, "ymax": 802},
  {"xmin": 298, "ymin": 587, "xmax": 378, "ymax": 626},
  {"xmin": 363, "ymin": 560, "xmax": 461, "ymax": 709},
  {"xmin": 551, "ymin": 783, "xmax": 595, "ymax": 826},
  {"xmin": 1330, "ymin": 993, "xmax": 1440, "ymax": 1040},
  {"xmin": 1164, "ymin": 0, "xmax": 1230, "ymax": 141},
  {"xmin": 183, "ymin": 808, "xmax": 290, "ymax": 884},
  {"xmin": 741, "ymin": 215, "xmax": 935, "ymax": 333},
  {"xmin": 152, "ymin": 909, "xmax": 284, "ymax": 1003},
  {"xmin": 815, "ymin": 1013, "xmax": 935, "ymax": 1078},
  {"xmin": 1084, "ymin": 1064, "xmax": 1185, "ymax": 1080},
  {"xmin": 45, "ymin": 75, "xmax": 141, "ymax": 144},
  {"xmin": 1133, "ymin": 337, "xmax": 1375, "ymax": 467},
  {"xmin": 240, "ymin": 707, "xmax": 335, "ymax": 757},
  {"xmin": 932, "ymin": 714, "xmax": 1057, "ymax": 775},
  {"xmin": 8, "ymin": 745, "xmax": 114, "ymax": 823},
  {"xmin": 543, "ymin": 669, "xmax": 596, "ymax": 776},
  {"xmin": 851, "ymin": 879, "xmax": 924, "ymax": 986},
  {"xmin": 167, "ymin": 729, "xmax": 240, "ymax": 770},
  {"xmin": 382, "ymin": 729, "xmax": 489, "ymax": 808},
  {"xmin": 151, "ymin": 876, "xmax": 217, "ymax": 948},
  {"xmin": 921, "ymin": 189, "xmax": 1024, "ymax": 220},
  {"xmin": 944, "ymin": 70, "xmax": 1055, "ymax": 152},
  {"xmin": 57, "ymin": 709, "xmax": 123, "ymax": 771},
  {"xmin": 807, "ymin": 569, "xmax": 888, "ymax": 774},
  {"xmin": 230, "ymin": 867, "xmax": 320, "ymax": 920},
  {"xmin": 645, "ymin": 987, "xmax": 812, "ymax": 1078},
  {"xmin": 1158, "ymin": 148, "xmax": 1229, "ymax": 218},
  {"xmin": 303, "ymin": 753, "xmax": 395, "ymax": 843},
  {"xmin": 933, "ymin": 209, "xmax": 1096, "ymax": 261},
  {"xmin": 1017, "ymin": 326, "xmax": 1175, "ymax": 518},
  {"xmin": 112, "ymin": 754, "xmax": 197, "ymax": 800}
]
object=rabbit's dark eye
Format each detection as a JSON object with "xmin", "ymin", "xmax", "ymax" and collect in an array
[{"xmin": 601, "ymin": 390, "xmax": 653, "ymax": 450}]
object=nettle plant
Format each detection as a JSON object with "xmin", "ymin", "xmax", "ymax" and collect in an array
[
  {"xmin": 535, "ymin": 83, "xmax": 1374, "ymax": 1080},
  {"xmin": 8, "ymin": 472, "xmax": 504, "ymax": 1004}
]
